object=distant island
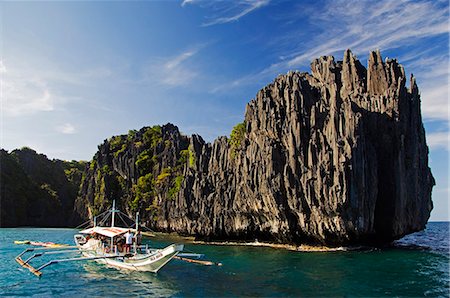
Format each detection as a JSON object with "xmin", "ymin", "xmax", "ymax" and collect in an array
[
  {"xmin": 1, "ymin": 50, "xmax": 434, "ymax": 247},
  {"xmin": 0, "ymin": 147, "xmax": 85, "ymax": 227}
]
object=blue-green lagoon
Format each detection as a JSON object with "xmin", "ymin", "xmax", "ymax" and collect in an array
[{"xmin": 0, "ymin": 223, "xmax": 448, "ymax": 297}]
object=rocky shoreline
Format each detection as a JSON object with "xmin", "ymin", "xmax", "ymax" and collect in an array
[{"xmin": 192, "ymin": 240, "xmax": 353, "ymax": 252}]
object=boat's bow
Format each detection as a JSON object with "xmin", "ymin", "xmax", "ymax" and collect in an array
[{"xmin": 114, "ymin": 243, "xmax": 184, "ymax": 272}]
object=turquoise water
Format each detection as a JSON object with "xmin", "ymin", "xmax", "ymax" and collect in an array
[{"xmin": 0, "ymin": 223, "xmax": 448, "ymax": 297}]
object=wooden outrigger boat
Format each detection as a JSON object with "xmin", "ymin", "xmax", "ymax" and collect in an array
[{"xmin": 15, "ymin": 201, "xmax": 200, "ymax": 277}]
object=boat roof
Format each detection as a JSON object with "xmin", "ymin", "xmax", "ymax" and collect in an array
[{"xmin": 79, "ymin": 226, "xmax": 130, "ymax": 238}]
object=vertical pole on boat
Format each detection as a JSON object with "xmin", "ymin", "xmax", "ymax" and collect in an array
[
  {"xmin": 94, "ymin": 216, "xmax": 97, "ymax": 227},
  {"xmin": 135, "ymin": 212, "xmax": 139, "ymax": 235},
  {"xmin": 110, "ymin": 200, "xmax": 116, "ymax": 254},
  {"xmin": 111, "ymin": 200, "xmax": 116, "ymax": 228},
  {"xmin": 134, "ymin": 212, "xmax": 139, "ymax": 254}
]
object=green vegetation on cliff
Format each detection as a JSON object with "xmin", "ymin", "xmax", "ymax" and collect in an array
[
  {"xmin": 229, "ymin": 121, "xmax": 246, "ymax": 158},
  {"xmin": 135, "ymin": 149, "xmax": 155, "ymax": 175},
  {"xmin": 143, "ymin": 125, "xmax": 162, "ymax": 148},
  {"xmin": 168, "ymin": 175, "xmax": 183, "ymax": 199},
  {"xmin": 188, "ymin": 145, "xmax": 196, "ymax": 167},
  {"xmin": 131, "ymin": 173, "xmax": 155, "ymax": 212}
]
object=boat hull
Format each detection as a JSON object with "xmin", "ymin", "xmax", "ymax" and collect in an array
[
  {"xmin": 89, "ymin": 244, "xmax": 183, "ymax": 272},
  {"xmin": 75, "ymin": 236, "xmax": 183, "ymax": 273},
  {"xmin": 96, "ymin": 249, "xmax": 179, "ymax": 272}
]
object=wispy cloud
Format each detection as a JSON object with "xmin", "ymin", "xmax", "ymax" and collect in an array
[
  {"xmin": 216, "ymin": 0, "xmax": 449, "ymax": 122},
  {"xmin": 296, "ymin": 0, "xmax": 446, "ymax": 71},
  {"xmin": 2, "ymin": 68, "xmax": 55, "ymax": 117},
  {"xmin": 288, "ymin": 0, "xmax": 448, "ymax": 60},
  {"xmin": 407, "ymin": 53, "xmax": 449, "ymax": 122},
  {"xmin": 0, "ymin": 58, "xmax": 118, "ymax": 118},
  {"xmin": 0, "ymin": 60, "xmax": 6, "ymax": 73},
  {"xmin": 421, "ymin": 83, "xmax": 449, "ymax": 122},
  {"xmin": 427, "ymin": 131, "xmax": 449, "ymax": 151},
  {"xmin": 56, "ymin": 123, "xmax": 76, "ymax": 134},
  {"xmin": 182, "ymin": 0, "xmax": 270, "ymax": 26},
  {"xmin": 165, "ymin": 50, "xmax": 196, "ymax": 70},
  {"xmin": 181, "ymin": 0, "xmax": 195, "ymax": 7},
  {"xmin": 142, "ymin": 46, "xmax": 204, "ymax": 87}
]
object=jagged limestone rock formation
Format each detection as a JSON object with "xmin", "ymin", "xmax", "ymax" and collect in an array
[{"xmin": 75, "ymin": 50, "xmax": 434, "ymax": 246}]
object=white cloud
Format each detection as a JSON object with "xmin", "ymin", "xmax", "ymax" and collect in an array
[
  {"xmin": 142, "ymin": 47, "xmax": 202, "ymax": 87},
  {"xmin": 0, "ymin": 60, "xmax": 6, "ymax": 73},
  {"xmin": 183, "ymin": 0, "xmax": 270, "ymax": 26},
  {"xmin": 427, "ymin": 131, "xmax": 449, "ymax": 150},
  {"xmin": 0, "ymin": 56, "xmax": 119, "ymax": 118},
  {"xmin": 165, "ymin": 50, "xmax": 196, "ymax": 70},
  {"xmin": 2, "ymin": 74, "xmax": 55, "ymax": 117},
  {"xmin": 56, "ymin": 123, "xmax": 76, "ymax": 134},
  {"xmin": 281, "ymin": 0, "xmax": 448, "ymax": 72},
  {"xmin": 421, "ymin": 84, "xmax": 449, "ymax": 121},
  {"xmin": 181, "ymin": 0, "xmax": 196, "ymax": 7}
]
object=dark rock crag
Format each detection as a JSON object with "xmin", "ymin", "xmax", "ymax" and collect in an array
[{"xmin": 76, "ymin": 50, "xmax": 434, "ymax": 246}]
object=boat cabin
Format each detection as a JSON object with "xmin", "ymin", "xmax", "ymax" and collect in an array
[{"xmin": 76, "ymin": 226, "xmax": 139, "ymax": 255}]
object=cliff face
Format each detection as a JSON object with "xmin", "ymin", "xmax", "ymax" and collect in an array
[
  {"xmin": 76, "ymin": 50, "xmax": 434, "ymax": 246},
  {"xmin": 0, "ymin": 148, "xmax": 85, "ymax": 227}
]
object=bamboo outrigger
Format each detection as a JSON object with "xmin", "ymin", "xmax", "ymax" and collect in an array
[
  {"xmin": 15, "ymin": 201, "xmax": 214, "ymax": 277},
  {"xmin": 15, "ymin": 246, "xmax": 124, "ymax": 277}
]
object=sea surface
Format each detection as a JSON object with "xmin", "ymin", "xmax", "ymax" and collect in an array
[{"xmin": 0, "ymin": 222, "xmax": 448, "ymax": 297}]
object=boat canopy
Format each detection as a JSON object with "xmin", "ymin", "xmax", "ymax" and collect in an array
[{"xmin": 79, "ymin": 226, "xmax": 129, "ymax": 238}]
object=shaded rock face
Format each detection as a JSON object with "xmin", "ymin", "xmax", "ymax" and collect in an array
[
  {"xmin": 76, "ymin": 50, "xmax": 434, "ymax": 246},
  {"xmin": 0, "ymin": 148, "xmax": 85, "ymax": 227}
]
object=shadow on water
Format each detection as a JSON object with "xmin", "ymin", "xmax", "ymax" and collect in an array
[{"xmin": 0, "ymin": 223, "xmax": 448, "ymax": 297}]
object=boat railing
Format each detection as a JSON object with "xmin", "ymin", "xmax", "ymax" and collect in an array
[{"xmin": 98, "ymin": 244, "xmax": 153, "ymax": 255}]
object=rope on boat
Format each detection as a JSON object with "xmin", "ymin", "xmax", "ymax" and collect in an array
[
  {"xmin": 116, "ymin": 212, "xmax": 131, "ymax": 228},
  {"xmin": 118, "ymin": 211, "xmax": 155, "ymax": 233},
  {"xmin": 76, "ymin": 202, "xmax": 156, "ymax": 234},
  {"xmin": 75, "ymin": 209, "xmax": 110, "ymax": 229},
  {"xmin": 75, "ymin": 219, "xmax": 91, "ymax": 230},
  {"xmin": 97, "ymin": 212, "xmax": 111, "ymax": 226}
]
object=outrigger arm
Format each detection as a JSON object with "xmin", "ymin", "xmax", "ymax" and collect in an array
[
  {"xmin": 35, "ymin": 255, "xmax": 125, "ymax": 275},
  {"xmin": 15, "ymin": 247, "xmax": 123, "ymax": 277}
]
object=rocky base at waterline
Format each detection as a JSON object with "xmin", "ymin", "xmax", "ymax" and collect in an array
[
  {"xmin": 74, "ymin": 49, "xmax": 433, "ymax": 246},
  {"xmin": 192, "ymin": 240, "xmax": 356, "ymax": 252}
]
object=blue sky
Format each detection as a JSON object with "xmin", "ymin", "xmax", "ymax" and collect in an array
[{"xmin": 1, "ymin": 0, "xmax": 448, "ymax": 220}]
